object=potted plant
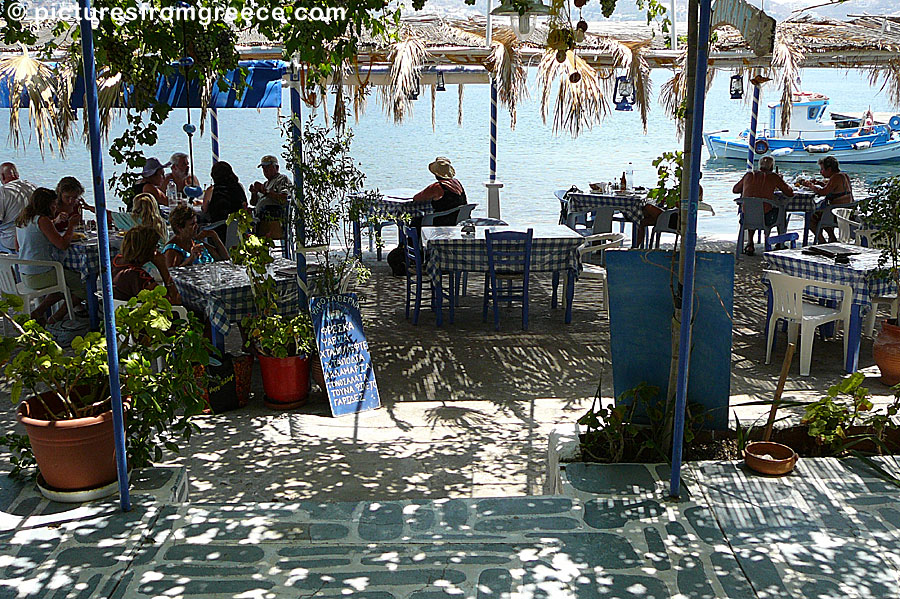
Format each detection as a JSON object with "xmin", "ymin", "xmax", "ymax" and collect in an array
[
  {"xmin": 284, "ymin": 115, "xmax": 374, "ymax": 389},
  {"xmin": 0, "ymin": 288, "xmax": 211, "ymax": 493},
  {"xmin": 857, "ymin": 176, "xmax": 900, "ymax": 385},
  {"xmin": 228, "ymin": 209, "xmax": 315, "ymax": 409}
]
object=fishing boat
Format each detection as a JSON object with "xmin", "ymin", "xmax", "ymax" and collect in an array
[{"xmin": 704, "ymin": 92, "xmax": 900, "ymax": 164}]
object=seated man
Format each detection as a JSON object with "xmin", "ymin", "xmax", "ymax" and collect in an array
[
  {"xmin": 112, "ymin": 226, "xmax": 180, "ymax": 304},
  {"xmin": 0, "ymin": 162, "xmax": 36, "ymax": 253},
  {"xmin": 732, "ymin": 155, "xmax": 793, "ymax": 255},
  {"xmin": 249, "ymin": 155, "xmax": 292, "ymax": 238}
]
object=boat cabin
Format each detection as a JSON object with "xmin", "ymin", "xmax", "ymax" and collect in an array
[{"xmin": 767, "ymin": 92, "xmax": 834, "ymax": 140}]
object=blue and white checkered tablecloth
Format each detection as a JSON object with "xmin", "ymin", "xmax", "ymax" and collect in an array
[
  {"xmin": 776, "ymin": 191, "xmax": 817, "ymax": 213},
  {"xmin": 169, "ymin": 258, "xmax": 300, "ymax": 335},
  {"xmin": 424, "ymin": 226, "xmax": 583, "ymax": 282},
  {"xmin": 356, "ymin": 192, "xmax": 434, "ymax": 221},
  {"xmin": 565, "ymin": 192, "xmax": 649, "ymax": 224},
  {"xmin": 764, "ymin": 245, "xmax": 896, "ymax": 309},
  {"xmin": 51, "ymin": 237, "xmax": 122, "ymax": 280}
]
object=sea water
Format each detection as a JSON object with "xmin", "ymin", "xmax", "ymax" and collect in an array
[{"xmin": 1, "ymin": 67, "xmax": 897, "ymax": 239}]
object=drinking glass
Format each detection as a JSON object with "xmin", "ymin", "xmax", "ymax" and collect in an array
[{"xmin": 210, "ymin": 263, "xmax": 221, "ymax": 286}]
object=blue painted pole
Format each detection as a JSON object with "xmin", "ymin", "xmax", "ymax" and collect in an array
[
  {"xmin": 747, "ymin": 82, "xmax": 761, "ymax": 171},
  {"xmin": 290, "ymin": 84, "xmax": 307, "ymax": 305},
  {"xmin": 210, "ymin": 106, "xmax": 220, "ymax": 164},
  {"xmin": 489, "ymin": 80, "xmax": 498, "ymax": 182},
  {"xmin": 77, "ymin": 0, "xmax": 129, "ymax": 511},
  {"xmin": 669, "ymin": 0, "xmax": 712, "ymax": 499}
]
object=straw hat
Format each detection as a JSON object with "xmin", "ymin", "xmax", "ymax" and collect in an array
[{"xmin": 428, "ymin": 156, "xmax": 455, "ymax": 179}]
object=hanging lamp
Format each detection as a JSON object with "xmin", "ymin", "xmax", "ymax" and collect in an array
[
  {"xmin": 490, "ymin": 0, "xmax": 551, "ymax": 41},
  {"xmin": 613, "ymin": 76, "xmax": 635, "ymax": 111}
]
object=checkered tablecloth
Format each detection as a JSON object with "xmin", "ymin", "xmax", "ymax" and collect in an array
[
  {"xmin": 358, "ymin": 194, "xmax": 433, "ymax": 221},
  {"xmin": 424, "ymin": 225, "xmax": 583, "ymax": 282},
  {"xmin": 764, "ymin": 245, "xmax": 897, "ymax": 309},
  {"xmin": 169, "ymin": 258, "xmax": 300, "ymax": 334},
  {"xmin": 51, "ymin": 237, "xmax": 122, "ymax": 280},
  {"xmin": 565, "ymin": 192, "xmax": 649, "ymax": 224},
  {"xmin": 772, "ymin": 191, "xmax": 817, "ymax": 213}
]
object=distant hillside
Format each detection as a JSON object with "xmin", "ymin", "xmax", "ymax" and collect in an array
[{"xmin": 407, "ymin": 0, "xmax": 900, "ymax": 23}]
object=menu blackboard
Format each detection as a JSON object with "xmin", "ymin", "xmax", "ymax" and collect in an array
[{"xmin": 310, "ymin": 293, "xmax": 381, "ymax": 417}]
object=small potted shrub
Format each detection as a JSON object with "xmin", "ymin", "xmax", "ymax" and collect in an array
[
  {"xmin": 228, "ymin": 209, "xmax": 315, "ymax": 408},
  {"xmin": 0, "ymin": 288, "xmax": 210, "ymax": 493},
  {"xmin": 857, "ymin": 177, "xmax": 900, "ymax": 385}
]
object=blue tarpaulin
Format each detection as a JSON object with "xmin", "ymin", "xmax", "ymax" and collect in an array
[{"xmin": 0, "ymin": 59, "xmax": 286, "ymax": 109}]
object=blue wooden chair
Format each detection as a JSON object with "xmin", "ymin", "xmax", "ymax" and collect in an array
[
  {"xmin": 401, "ymin": 226, "xmax": 454, "ymax": 325},
  {"xmin": 483, "ymin": 228, "xmax": 533, "ymax": 331},
  {"xmin": 764, "ymin": 232, "xmax": 799, "ymax": 252}
]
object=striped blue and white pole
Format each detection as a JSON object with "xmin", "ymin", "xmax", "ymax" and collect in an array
[
  {"xmin": 747, "ymin": 82, "xmax": 762, "ymax": 171},
  {"xmin": 78, "ymin": 0, "xmax": 129, "ymax": 511},
  {"xmin": 210, "ymin": 106, "xmax": 220, "ymax": 164},
  {"xmin": 490, "ymin": 80, "xmax": 498, "ymax": 182}
]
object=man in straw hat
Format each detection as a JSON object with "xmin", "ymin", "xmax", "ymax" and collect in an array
[{"xmin": 412, "ymin": 156, "xmax": 467, "ymax": 227}]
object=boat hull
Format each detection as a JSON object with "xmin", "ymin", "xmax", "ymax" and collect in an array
[{"xmin": 704, "ymin": 132, "xmax": 900, "ymax": 164}]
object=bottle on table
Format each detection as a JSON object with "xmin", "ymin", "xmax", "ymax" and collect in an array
[
  {"xmin": 620, "ymin": 172, "xmax": 627, "ymax": 191},
  {"xmin": 166, "ymin": 180, "xmax": 177, "ymax": 204},
  {"xmin": 625, "ymin": 163, "xmax": 634, "ymax": 190}
]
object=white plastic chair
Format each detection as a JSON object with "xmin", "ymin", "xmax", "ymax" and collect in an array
[
  {"xmin": 764, "ymin": 270, "xmax": 853, "ymax": 376},
  {"xmin": 832, "ymin": 208, "xmax": 859, "ymax": 243},
  {"xmin": 864, "ymin": 295, "xmax": 899, "ymax": 337},
  {"xmin": 735, "ymin": 197, "xmax": 776, "ymax": 258},
  {"xmin": 575, "ymin": 232, "xmax": 624, "ymax": 318},
  {"xmin": 651, "ymin": 208, "xmax": 680, "ymax": 248},
  {"xmin": 0, "ymin": 256, "xmax": 75, "ymax": 320}
]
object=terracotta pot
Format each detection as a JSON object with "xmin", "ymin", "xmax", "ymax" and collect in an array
[
  {"xmin": 17, "ymin": 392, "xmax": 120, "ymax": 491},
  {"xmin": 258, "ymin": 354, "xmax": 310, "ymax": 409},
  {"xmin": 311, "ymin": 354, "xmax": 326, "ymax": 391},
  {"xmin": 873, "ymin": 320, "xmax": 900, "ymax": 386},
  {"xmin": 744, "ymin": 441, "xmax": 798, "ymax": 476}
]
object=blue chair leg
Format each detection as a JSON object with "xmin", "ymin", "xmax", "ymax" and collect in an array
[
  {"xmin": 522, "ymin": 283, "xmax": 529, "ymax": 330},
  {"xmin": 482, "ymin": 275, "xmax": 490, "ymax": 322},
  {"xmin": 551, "ymin": 271, "xmax": 559, "ymax": 309},
  {"xmin": 405, "ymin": 278, "xmax": 411, "ymax": 320},
  {"xmin": 412, "ymin": 278, "xmax": 422, "ymax": 325},
  {"xmin": 493, "ymin": 281, "xmax": 501, "ymax": 331}
]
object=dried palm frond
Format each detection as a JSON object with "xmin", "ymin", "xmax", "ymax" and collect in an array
[
  {"xmin": 483, "ymin": 28, "xmax": 528, "ymax": 130},
  {"xmin": 771, "ymin": 31, "xmax": 804, "ymax": 133},
  {"xmin": 458, "ymin": 83, "xmax": 464, "ymax": 126},
  {"xmin": 379, "ymin": 38, "xmax": 427, "ymax": 123},
  {"xmin": 431, "ymin": 84, "xmax": 436, "ymax": 131},
  {"xmin": 624, "ymin": 41, "xmax": 652, "ymax": 132},
  {"xmin": 0, "ymin": 48, "xmax": 62, "ymax": 156},
  {"xmin": 867, "ymin": 60, "xmax": 900, "ymax": 107},
  {"xmin": 659, "ymin": 50, "xmax": 717, "ymax": 137},
  {"xmin": 332, "ymin": 61, "xmax": 348, "ymax": 132},
  {"xmin": 537, "ymin": 50, "xmax": 604, "ymax": 138}
]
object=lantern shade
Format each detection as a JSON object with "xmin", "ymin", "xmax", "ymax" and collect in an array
[
  {"xmin": 730, "ymin": 74, "xmax": 744, "ymax": 99},
  {"xmin": 613, "ymin": 76, "xmax": 635, "ymax": 111},
  {"xmin": 436, "ymin": 71, "xmax": 446, "ymax": 92},
  {"xmin": 491, "ymin": 0, "xmax": 550, "ymax": 41}
]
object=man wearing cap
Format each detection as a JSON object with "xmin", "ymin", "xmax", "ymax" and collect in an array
[
  {"xmin": 0, "ymin": 162, "xmax": 36, "ymax": 253},
  {"xmin": 249, "ymin": 155, "xmax": 292, "ymax": 238},
  {"xmin": 136, "ymin": 157, "xmax": 171, "ymax": 208},
  {"xmin": 412, "ymin": 156, "xmax": 467, "ymax": 226}
]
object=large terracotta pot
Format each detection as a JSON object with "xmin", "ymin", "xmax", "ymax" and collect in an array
[
  {"xmin": 17, "ymin": 392, "xmax": 119, "ymax": 491},
  {"xmin": 873, "ymin": 319, "xmax": 900, "ymax": 386},
  {"xmin": 258, "ymin": 354, "xmax": 310, "ymax": 409}
]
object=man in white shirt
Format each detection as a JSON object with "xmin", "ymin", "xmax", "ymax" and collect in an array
[
  {"xmin": 249, "ymin": 155, "xmax": 292, "ymax": 238},
  {"xmin": 0, "ymin": 162, "xmax": 36, "ymax": 252}
]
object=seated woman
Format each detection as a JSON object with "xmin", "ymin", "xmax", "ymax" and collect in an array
[
  {"xmin": 201, "ymin": 161, "xmax": 246, "ymax": 242},
  {"xmin": 53, "ymin": 176, "xmax": 93, "ymax": 232},
  {"xmin": 14, "ymin": 187, "xmax": 87, "ymax": 324},
  {"xmin": 164, "ymin": 204, "xmax": 228, "ymax": 269},
  {"xmin": 131, "ymin": 193, "xmax": 167, "ymax": 241},
  {"xmin": 112, "ymin": 226, "xmax": 180, "ymax": 304},
  {"xmin": 412, "ymin": 156, "xmax": 467, "ymax": 227},
  {"xmin": 801, "ymin": 155, "xmax": 853, "ymax": 243},
  {"xmin": 138, "ymin": 157, "xmax": 171, "ymax": 207}
]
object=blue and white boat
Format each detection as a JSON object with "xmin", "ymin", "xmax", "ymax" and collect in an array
[{"xmin": 704, "ymin": 92, "xmax": 900, "ymax": 164}]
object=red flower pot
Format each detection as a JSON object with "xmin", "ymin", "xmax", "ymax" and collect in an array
[
  {"xmin": 258, "ymin": 354, "xmax": 310, "ymax": 409},
  {"xmin": 873, "ymin": 319, "xmax": 900, "ymax": 386},
  {"xmin": 17, "ymin": 392, "xmax": 120, "ymax": 491}
]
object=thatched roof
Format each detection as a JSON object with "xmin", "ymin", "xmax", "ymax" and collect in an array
[{"xmin": 3, "ymin": 13, "xmax": 900, "ymax": 148}]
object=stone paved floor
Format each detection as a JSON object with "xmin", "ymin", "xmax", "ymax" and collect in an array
[{"xmin": 2, "ymin": 457, "xmax": 899, "ymax": 598}]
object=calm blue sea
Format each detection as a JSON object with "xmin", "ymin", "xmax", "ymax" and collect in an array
[{"xmin": 2, "ymin": 67, "xmax": 898, "ymax": 239}]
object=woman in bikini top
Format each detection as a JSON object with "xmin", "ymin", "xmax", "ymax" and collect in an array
[{"xmin": 804, "ymin": 155, "xmax": 853, "ymax": 206}]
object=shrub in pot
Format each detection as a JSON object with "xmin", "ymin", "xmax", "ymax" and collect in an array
[
  {"xmin": 857, "ymin": 177, "xmax": 900, "ymax": 385},
  {"xmin": 228, "ymin": 210, "xmax": 315, "ymax": 408},
  {"xmin": 0, "ymin": 288, "xmax": 211, "ymax": 490}
]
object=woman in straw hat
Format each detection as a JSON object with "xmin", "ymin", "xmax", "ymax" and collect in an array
[{"xmin": 412, "ymin": 156, "xmax": 467, "ymax": 227}]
